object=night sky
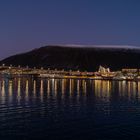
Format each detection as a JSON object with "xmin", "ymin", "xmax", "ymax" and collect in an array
[{"xmin": 0, "ymin": 0, "xmax": 140, "ymax": 59}]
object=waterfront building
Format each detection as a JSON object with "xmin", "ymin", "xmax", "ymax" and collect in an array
[{"xmin": 122, "ymin": 69, "xmax": 138, "ymax": 73}]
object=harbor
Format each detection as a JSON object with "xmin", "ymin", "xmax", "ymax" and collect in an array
[{"xmin": 0, "ymin": 65, "xmax": 140, "ymax": 81}]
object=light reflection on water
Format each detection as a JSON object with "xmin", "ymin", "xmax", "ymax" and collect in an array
[
  {"xmin": 0, "ymin": 78, "xmax": 140, "ymax": 110},
  {"xmin": 0, "ymin": 78, "xmax": 140, "ymax": 139}
]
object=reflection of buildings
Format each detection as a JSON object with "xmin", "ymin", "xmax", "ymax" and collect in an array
[
  {"xmin": 40, "ymin": 80, "xmax": 44, "ymax": 102},
  {"xmin": 118, "ymin": 81, "xmax": 138, "ymax": 100},
  {"xmin": 82, "ymin": 80, "xmax": 87, "ymax": 94},
  {"xmin": 33, "ymin": 80, "xmax": 36, "ymax": 96},
  {"xmin": 94, "ymin": 80, "xmax": 111, "ymax": 102},
  {"xmin": 8, "ymin": 80, "xmax": 13, "ymax": 103},
  {"xmin": 0, "ymin": 78, "xmax": 140, "ymax": 106},
  {"xmin": 47, "ymin": 80, "xmax": 50, "ymax": 96},
  {"xmin": 61, "ymin": 79, "xmax": 66, "ymax": 97},
  {"xmin": 1, "ymin": 80, "xmax": 5, "ymax": 105},
  {"xmin": 94, "ymin": 80, "xmax": 111, "ymax": 115},
  {"xmin": 69, "ymin": 79, "xmax": 74, "ymax": 95},
  {"xmin": 25, "ymin": 80, "xmax": 29, "ymax": 97}
]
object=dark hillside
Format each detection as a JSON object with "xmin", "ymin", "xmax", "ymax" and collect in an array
[{"xmin": 1, "ymin": 45, "xmax": 140, "ymax": 71}]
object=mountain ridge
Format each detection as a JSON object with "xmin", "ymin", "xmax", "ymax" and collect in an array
[{"xmin": 1, "ymin": 45, "xmax": 140, "ymax": 71}]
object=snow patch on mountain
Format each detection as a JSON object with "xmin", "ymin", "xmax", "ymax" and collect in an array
[{"xmin": 49, "ymin": 44, "xmax": 140, "ymax": 50}]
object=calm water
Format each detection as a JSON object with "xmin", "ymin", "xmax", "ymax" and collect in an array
[{"xmin": 0, "ymin": 77, "xmax": 140, "ymax": 140}]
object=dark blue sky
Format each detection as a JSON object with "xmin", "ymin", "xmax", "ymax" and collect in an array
[{"xmin": 0, "ymin": 0, "xmax": 140, "ymax": 58}]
